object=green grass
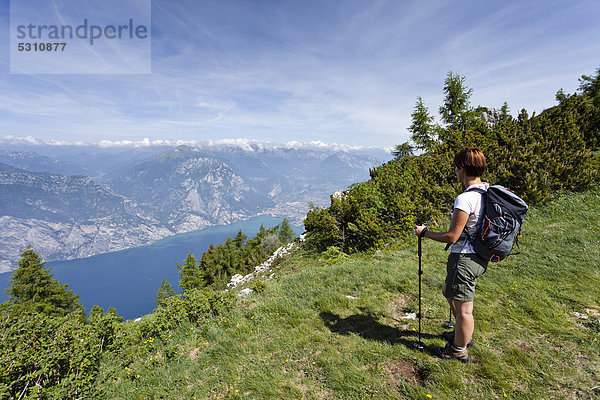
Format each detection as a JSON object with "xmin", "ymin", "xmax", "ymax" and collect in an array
[{"xmin": 98, "ymin": 188, "xmax": 600, "ymax": 399}]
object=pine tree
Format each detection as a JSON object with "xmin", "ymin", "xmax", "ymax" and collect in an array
[
  {"xmin": 578, "ymin": 66, "xmax": 600, "ymax": 98},
  {"xmin": 6, "ymin": 246, "xmax": 82, "ymax": 316},
  {"xmin": 257, "ymin": 224, "xmax": 267, "ymax": 239},
  {"xmin": 224, "ymin": 237, "xmax": 239, "ymax": 276},
  {"xmin": 176, "ymin": 252, "xmax": 203, "ymax": 290},
  {"xmin": 233, "ymin": 230, "xmax": 247, "ymax": 250},
  {"xmin": 408, "ymin": 96, "xmax": 436, "ymax": 150},
  {"xmin": 278, "ymin": 219, "xmax": 296, "ymax": 243},
  {"xmin": 439, "ymin": 71, "xmax": 474, "ymax": 131},
  {"xmin": 500, "ymin": 102, "xmax": 512, "ymax": 121},
  {"xmin": 391, "ymin": 142, "xmax": 414, "ymax": 159},
  {"xmin": 555, "ymin": 88, "xmax": 569, "ymax": 104},
  {"xmin": 156, "ymin": 278, "xmax": 176, "ymax": 306},
  {"xmin": 89, "ymin": 304, "xmax": 104, "ymax": 320}
]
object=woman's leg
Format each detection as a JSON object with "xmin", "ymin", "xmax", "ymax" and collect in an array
[
  {"xmin": 452, "ymin": 300, "xmax": 474, "ymax": 348},
  {"xmin": 442, "ymin": 283, "xmax": 457, "ymax": 319}
]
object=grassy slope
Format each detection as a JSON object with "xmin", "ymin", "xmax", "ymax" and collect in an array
[{"xmin": 99, "ymin": 189, "xmax": 600, "ymax": 399}]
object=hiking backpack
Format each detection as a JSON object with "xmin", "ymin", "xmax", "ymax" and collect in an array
[{"xmin": 465, "ymin": 185, "xmax": 529, "ymax": 262}]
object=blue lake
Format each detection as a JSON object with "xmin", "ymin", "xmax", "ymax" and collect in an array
[{"xmin": 0, "ymin": 215, "xmax": 302, "ymax": 320}]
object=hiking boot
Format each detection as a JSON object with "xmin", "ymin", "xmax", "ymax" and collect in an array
[
  {"xmin": 435, "ymin": 342, "xmax": 471, "ymax": 363},
  {"xmin": 441, "ymin": 331, "xmax": 474, "ymax": 348}
]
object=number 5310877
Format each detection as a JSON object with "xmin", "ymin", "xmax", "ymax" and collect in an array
[{"xmin": 18, "ymin": 42, "xmax": 66, "ymax": 51}]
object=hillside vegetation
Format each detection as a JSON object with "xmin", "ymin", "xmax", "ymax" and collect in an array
[
  {"xmin": 304, "ymin": 69, "xmax": 600, "ymax": 253},
  {"xmin": 1, "ymin": 68, "xmax": 599, "ymax": 399},
  {"xmin": 97, "ymin": 188, "xmax": 600, "ymax": 399}
]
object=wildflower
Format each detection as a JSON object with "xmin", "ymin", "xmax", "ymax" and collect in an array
[
  {"xmin": 426, "ymin": 395, "xmax": 432, "ymax": 399},
  {"xmin": 285, "ymin": 359, "xmax": 289, "ymax": 362}
]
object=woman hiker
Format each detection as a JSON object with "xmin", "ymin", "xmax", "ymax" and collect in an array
[{"xmin": 414, "ymin": 146, "xmax": 489, "ymax": 363}]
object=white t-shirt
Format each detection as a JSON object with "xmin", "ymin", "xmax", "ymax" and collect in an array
[{"xmin": 450, "ymin": 182, "xmax": 489, "ymax": 254}]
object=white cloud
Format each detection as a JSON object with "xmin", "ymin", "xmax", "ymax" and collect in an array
[{"xmin": 0, "ymin": 135, "xmax": 388, "ymax": 154}]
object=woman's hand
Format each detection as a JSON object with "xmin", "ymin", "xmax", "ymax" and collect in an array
[{"xmin": 415, "ymin": 225, "xmax": 427, "ymax": 236}]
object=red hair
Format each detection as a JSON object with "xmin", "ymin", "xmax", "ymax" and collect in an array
[{"xmin": 454, "ymin": 147, "xmax": 486, "ymax": 177}]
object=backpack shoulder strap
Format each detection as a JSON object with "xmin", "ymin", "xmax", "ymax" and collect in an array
[
  {"xmin": 465, "ymin": 187, "xmax": 487, "ymax": 195},
  {"xmin": 462, "ymin": 186, "xmax": 487, "ymax": 245},
  {"xmin": 444, "ymin": 187, "xmax": 486, "ymax": 251}
]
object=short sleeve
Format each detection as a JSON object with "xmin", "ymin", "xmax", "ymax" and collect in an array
[{"xmin": 454, "ymin": 193, "xmax": 473, "ymax": 214}]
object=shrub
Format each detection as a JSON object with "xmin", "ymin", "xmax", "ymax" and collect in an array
[
  {"xmin": 0, "ymin": 310, "xmax": 102, "ymax": 399},
  {"xmin": 303, "ymin": 69, "xmax": 600, "ymax": 253}
]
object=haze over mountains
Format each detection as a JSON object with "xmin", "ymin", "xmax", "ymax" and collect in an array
[{"xmin": 0, "ymin": 140, "xmax": 390, "ymax": 271}]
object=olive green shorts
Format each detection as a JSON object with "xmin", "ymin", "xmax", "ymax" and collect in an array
[{"xmin": 444, "ymin": 253, "xmax": 488, "ymax": 302}]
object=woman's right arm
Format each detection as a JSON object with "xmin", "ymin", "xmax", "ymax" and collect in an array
[{"xmin": 415, "ymin": 208, "xmax": 469, "ymax": 244}]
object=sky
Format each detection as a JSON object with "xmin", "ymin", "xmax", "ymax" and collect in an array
[{"xmin": 0, "ymin": 0, "xmax": 599, "ymax": 150}]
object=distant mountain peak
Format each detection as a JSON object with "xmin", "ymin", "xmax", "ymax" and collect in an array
[{"xmin": 0, "ymin": 150, "xmax": 89, "ymax": 176}]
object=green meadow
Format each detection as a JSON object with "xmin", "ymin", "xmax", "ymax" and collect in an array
[{"xmin": 98, "ymin": 188, "xmax": 600, "ymax": 399}]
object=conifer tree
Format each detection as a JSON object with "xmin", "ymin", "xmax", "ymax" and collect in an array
[
  {"xmin": 578, "ymin": 66, "xmax": 600, "ymax": 99},
  {"xmin": 224, "ymin": 237, "xmax": 238, "ymax": 276},
  {"xmin": 555, "ymin": 88, "xmax": 569, "ymax": 104},
  {"xmin": 89, "ymin": 304, "xmax": 104, "ymax": 320},
  {"xmin": 177, "ymin": 252, "xmax": 203, "ymax": 290},
  {"xmin": 408, "ymin": 96, "xmax": 436, "ymax": 150},
  {"xmin": 577, "ymin": 67, "xmax": 600, "ymax": 149},
  {"xmin": 257, "ymin": 224, "xmax": 267, "ymax": 239},
  {"xmin": 439, "ymin": 71, "xmax": 474, "ymax": 131},
  {"xmin": 391, "ymin": 142, "xmax": 414, "ymax": 159},
  {"xmin": 278, "ymin": 219, "xmax": 296, "ymax": 243},
  {"xmin": 6, "ymin": 246, "xmax": 82, "ymax": 316},
  {"xmin": 233, "ymin": 230, "xmax": 247, "ymax": 250},
  {"xmin": 500, "ymin": 102, "xmax": 512, "ymax": 121},
  {"xmin": 156, "ymin": 278, "xmax": 176, "ymax": 306}
]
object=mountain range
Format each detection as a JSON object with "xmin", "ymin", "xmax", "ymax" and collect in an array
[{"xmin": 0, "ymin": 143, "xmax": 386, "ymax": 271}]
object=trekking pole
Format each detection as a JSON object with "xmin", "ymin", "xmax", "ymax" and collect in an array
[
  {"xmin": 413, "ymin": 233, "xmax": 425, "ymax": 351},
  {"xmin": 443, "ymin": 305, "xmax": 455, "ymax": 329}
]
